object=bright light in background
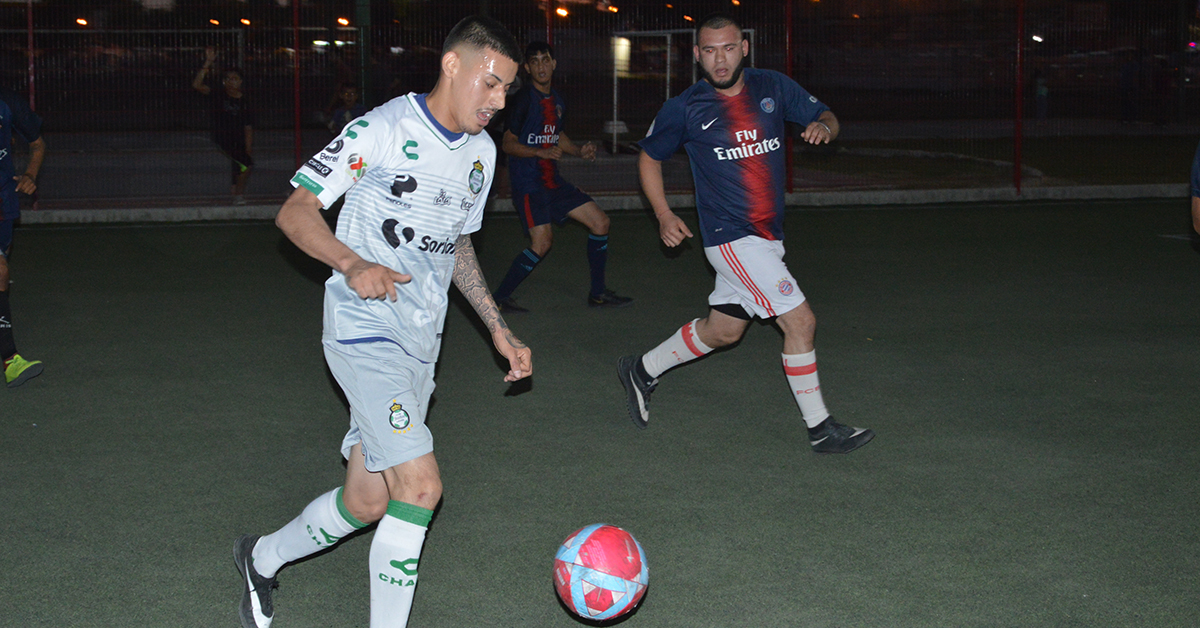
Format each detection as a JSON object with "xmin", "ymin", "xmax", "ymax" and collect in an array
[
  {"xmin": 337, "ymin": 17, "xmax": 350, "ymax": 26},
  {"xmin": 613, "ymin": 36, "xmax": 631, "ymax": 77},
  {"xmin": 556, "ymin": 7, "xmax": 569, "ymax": 17},
  {"xmin": 1032, "ymin": 35, "xmax": 1044, "ymax": 43},
  {"xmin": 240, "ymin": 18, "xmax": 250, "ymax": 26},
  {"xmin": 75, "ymin": 18, "xmax": 87, "ymax": 26},
  {"xmin": 313, "ymin": 40, "xmax": 330, "ymax": 47},
  {"xmin": 608, "ymin": 5, "xmax": 618, "ymax": 12},
  {"xmin": 731, "ymin": 0, "xmax": 740, "ymax": 5},
  {"xmin": 209, "ymin": 19, "xmax": 220, "ymax": 26},
  {"xmin": 683, "ymin": 14, "xmax": 693, "ymax": 21},
  {"xmin": 852, "ymin": 14, "xmax": 860, "ymax": 18},
  {"xmin": 1191, "ymin": 42, "xmax": 1198, "ymax": 49}
]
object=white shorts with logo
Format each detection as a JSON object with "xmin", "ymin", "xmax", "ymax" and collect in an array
[
  {"xmin": 704, "ymin": 236, "xmax": 807, "ymax": 319},
  {"xmin": 323, "ymin": 339, "xmax": 436, "ymax": 473}
]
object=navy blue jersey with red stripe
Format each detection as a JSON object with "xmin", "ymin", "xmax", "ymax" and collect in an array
[
  {"xmin": 506, "ymin": 84, "xmax": 567, "ymax": 194},
  {"xmin": 639, "ymin": 68, "xmax": 829, "ymax": 247},
  {"xmin": 0, "ymin": 87, "xmax": 43, "ymax": 220}
]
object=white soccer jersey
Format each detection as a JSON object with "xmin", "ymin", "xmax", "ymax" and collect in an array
[{"xmin": 291, "ymin": 92, "xmax": 494, "ymax": 364}]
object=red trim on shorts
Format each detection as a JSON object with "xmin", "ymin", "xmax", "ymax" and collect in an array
[
  {"xmin": 719, "ymin": 243, "xmax": 776, "ymax": 317},
  {"xmin": 782, "ymin": 361, "xmax": 818, "ymax": 376},
  {"xmin": 681, "ymin": 321, "xmax": 706, "ymax": 357},
  {"xmin": 521, "ymin": 194, "xmax": 535, "ymax": 229}
]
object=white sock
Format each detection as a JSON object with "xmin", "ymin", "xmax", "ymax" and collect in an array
[
  {"xmin": 369, "ymin": 501, "xmax": 432, "ymax": 628},
  {"xmin": 252, "ymin": 487, "xmax": 366, "ymax": 578},
  {"xmin": 782, "ymin": 351, "xmax": 830, "ymax": 428},
  {"xmin": 642, "ymin": 319, "xmax": 714, "ymax": 378}
]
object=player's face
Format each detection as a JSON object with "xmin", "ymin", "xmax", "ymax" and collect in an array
[
  {"xmin": 695, "ymin": 25, "xmax": 748, "ymax": 92},
  {"xmin": 449, "ymin": 47, "xmax": 519, "ymax": 135},
  {"xmin": 525, "ymin": 51, "xmax": 556, "ymax": 91}
]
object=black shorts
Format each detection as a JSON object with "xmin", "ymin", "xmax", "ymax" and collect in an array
[{"xmin": 512, "ymin": 182, "xmax": 594, "ymax": 232}]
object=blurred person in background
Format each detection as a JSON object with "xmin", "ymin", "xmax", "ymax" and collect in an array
[
  {"xmin": 193, "ymin": 47, "xmax": 255, "ymax": 205},
  {"xmin": 0, "ymin": 86, "xmax": 45, "ymax": 388}
]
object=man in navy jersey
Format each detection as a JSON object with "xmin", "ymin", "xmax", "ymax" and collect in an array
[
  {"xmin": 491, "ymin": 41, "xmax": 632, "ymax": 312},
  {"xmin": 0, "ymin": 87, "xmax": 45, "ymax": 388},
  {"xmin": 617, "ymin": 13, "xmax": 873, "ymax": 454}
]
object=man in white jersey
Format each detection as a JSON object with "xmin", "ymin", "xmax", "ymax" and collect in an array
[{"xmin": 233, "ymin": 16, "xmax": 530, "ymax": 628}]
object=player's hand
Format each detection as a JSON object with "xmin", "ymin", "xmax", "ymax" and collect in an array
[
  {"xmin": 491, "ymin": 327, "xmax": 532, "ymax": 382},
  {"xmin": 344, "ymin": 259, "xmax": 412, "ymax": 301},
  {"xmin": 537, "ymin": 146, "xmax": 563, "ymax": 160},
  {"xmin": 656, "ymin": 211, "xmax": 693, "ymax": 247},
  {"xmin": 13, "ymin": 174, "xmax": 36, "ymax": 195},
  {"xmin": 801, "ymin": 121, "xmax": 834, "ymax": 145},
  {"xmin": 580, "ymin": 142, "xmax": 597, "ymax": 161}
]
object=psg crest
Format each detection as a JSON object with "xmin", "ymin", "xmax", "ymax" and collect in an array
[{"xmin": 760, "ymin": 97, "xmax": 775, "ymax": 113}]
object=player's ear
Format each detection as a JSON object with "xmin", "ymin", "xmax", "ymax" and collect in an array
[
  {"xmin": 693, "ymin": 45, "xmax": 700, "ymax": 63},
  {"xmin": 442, "ymin": 49, "xmax": 460, "ymax": 79},
  {"xmin": 741, "ymin": 38, "xmax": 749, "ymax": 57}
]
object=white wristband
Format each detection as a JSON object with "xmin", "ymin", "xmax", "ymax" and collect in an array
[{"xmin": 816, "ymin": 121, "xmax": 832, "ymax": 135}]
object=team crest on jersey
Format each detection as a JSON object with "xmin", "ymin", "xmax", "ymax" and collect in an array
[
  {"xmin": 348, "ymin": 154, "xmax": 366, "ymax": 181},
  {"xmin": 761, "ymin": 98, "xmax": 776, "ymax": 113},
  {"xmin": 777, "ymin": 279, "xmax": 794, "ymax": 296},
  {"xmin": 468, "ymin": 160, "xmax": 486, "ymax": 195},
  {"xmin": 389, "ymin": 401, "xmax": 411, "ymax": 431}
]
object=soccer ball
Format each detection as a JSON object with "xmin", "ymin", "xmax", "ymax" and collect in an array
[{"xmin": 553, "ymin": 524, "xmax": 649, "ymax": 621}]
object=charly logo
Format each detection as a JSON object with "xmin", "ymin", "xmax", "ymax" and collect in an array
[
  {"xmin": 389, "ymin": 401, "xmax": 411, "ymax": 430},
  {"xmin": 304, "ymin": 158, "xmax": 331, "ymax": 177},
  {"xmin": 344, "ymin": 119, "xmax": 369, "ymax": 139},
  {"xmin": 778, "ymin": 279, "xmax": 794, "ymax": 296},
  {"xmin": 761, "ymin": 98, "xmax": 776, "ymax": 113},
  {"xmin": 468, "ymin": 159, "xmax": 485, "ymax": 195},
  {"xmin": 403, "ymin": 140, "xmax": 419, "ymax": 160},
  {"xmin": 379, "ymin": 558, "xmax": 419, "ymax": 587},
  {"xmin": 391, "ymin": 174, "xmax": 418, "ymax": 199},
  {"xmin": 382, "ymin": 219, "xmax": 416, "ymax": 248}
]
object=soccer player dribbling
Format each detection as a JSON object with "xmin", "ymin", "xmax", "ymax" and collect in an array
[
  {"xmin": 233, "ymin": 16, "xmax": 530, "ymax": 628},
  {"xmin": 617, "ymin": 13, "xmax": 874, "ymax": 454}
]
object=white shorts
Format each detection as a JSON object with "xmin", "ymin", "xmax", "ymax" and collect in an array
[
  {"xmin": 704, "ymin": 236, "xmax": 806, "ymax": 320},
  {"xmin": 323, "ymin": 339, "xmax": 436, "ymax": 473}
]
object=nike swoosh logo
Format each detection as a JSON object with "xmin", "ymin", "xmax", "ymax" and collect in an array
[
  {"xmin": 701, "ymin": 118, "xmax": 718, "ymax": 130},
  {"xmin": 244, "ymin": 563, "xmax": 271, "ymax": 623}
]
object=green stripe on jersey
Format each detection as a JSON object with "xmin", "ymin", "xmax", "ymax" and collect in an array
[
  {"xmin": 292, "ymin": 172, "xmax": 325, "ymax": 196},
  {"xmin": 386, "ymin": 500, "xmax": 433, "ymax": 528}
]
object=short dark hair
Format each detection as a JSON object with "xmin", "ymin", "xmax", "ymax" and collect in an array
[
  {"xmin": 443, "ymin": 15, "xmax": 523, "ymax": 65},
  {"xmin": 696, "ymin": 12, "xmax": 743, "ymax": 38},
  {"xmin": 525, "ymin": 41, "xmax": 553, "ymax": 61}
]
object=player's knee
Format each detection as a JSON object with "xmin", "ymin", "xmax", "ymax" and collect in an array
[
  {"xmin": 530, "ymin": 237, "xmax": 553, "ymax": 257},
  {"xmin": 342, "ymin": 491, "xmax": 389, "ymax": 524},
  {"xmin": 402, "ymin": 476, "xmax": 443, "ymax": 511}
]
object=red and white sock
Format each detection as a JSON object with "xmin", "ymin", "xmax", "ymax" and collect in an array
[
  {"xmin": 642, "ymin": 319, "xmax": 713, "ymax": 378},
  {"xmin": 782, "ymin": 351, "xmax": 830, "ymax": 428}
]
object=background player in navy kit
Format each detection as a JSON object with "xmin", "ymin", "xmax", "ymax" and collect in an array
[
  {"xmin": 232, "ymin": 17, "xmax": 529, "ymax": 628},
  {"xmin": 0, "ymin": 86, "xmax": 45, "ymax": 388},
  {"xmin": 617, "ymin": 14, "xmax": 873, "ymax": 454},
  {"xmin": 1190, "ymin": 139, "xmax": 1200, "ymax": 235},
  {"xmin": 193, "ymin": 47, "xmax": 255, "ymax": 205},
  {"xmin": 490, "ymin": 42, "xmax": 632, "ymax": 312}
]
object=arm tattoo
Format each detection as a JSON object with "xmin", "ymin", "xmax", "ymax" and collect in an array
[{"xmin": 453, "ymin": 234, "xmax": 508, "ymax": 336}]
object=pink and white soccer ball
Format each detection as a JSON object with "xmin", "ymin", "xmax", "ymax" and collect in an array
[{"xmin": 553, "ymin": 524, "xmax": 649, "ymax": 621}]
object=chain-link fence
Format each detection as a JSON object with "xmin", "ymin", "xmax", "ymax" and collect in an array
[{"xmin": 2, "ymin": 0, "xmax": 1197, "ymax": 208}]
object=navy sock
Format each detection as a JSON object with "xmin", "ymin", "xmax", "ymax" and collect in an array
[
  {"xmin": 493, "ymin": 248, "xmax": 541, "ymax": 301},
  {"xmin": 586, "ymin": 234, "xmax": 609, "ymax": 297},
  {"xmin": 0, "ymin": 290, "xmax": 16, "ymax": 360}
]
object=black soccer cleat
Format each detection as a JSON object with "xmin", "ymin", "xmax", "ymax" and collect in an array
[
  {"xmin": 233, "ymin": 534, "xmax": 278, "ymax": 628},
  {"xmin": 807, "ymin": 418, "xmax": 875, "ymax": 454},
  {"xmin": 588, "ymin": 289, "xmax": 634, "ymax": 308},
  {"xmin": 495, "ymin": 296, "xmax": 530, "ymax": 314},
  {"xmin": 617, "ymin": 355, "xmax": 657, "ymax": 429}
]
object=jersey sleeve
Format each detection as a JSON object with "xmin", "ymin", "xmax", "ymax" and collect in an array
[
  {"xmin": 504, "ymin": 87, "xmax": 530, "ymax": 142},
  {"xmin": 638, "ymin": 96, "xmax": 688, "ymax": 161},
  {"xmin": 291, "ymin": 107, "xmax": 386, "ymax": 208},
  {"xmin": 777, "ymin": 72, "xmax": 830, "ymax": 126},
  {"xmin": 0, "ymin": 89, "xmax": 42, "ymax": 143}
]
